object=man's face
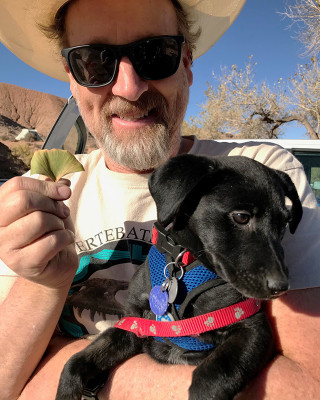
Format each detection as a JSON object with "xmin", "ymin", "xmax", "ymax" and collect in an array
[{"xmin": 64, "ymin": 0, "xmax": 193, "ymax": 172}]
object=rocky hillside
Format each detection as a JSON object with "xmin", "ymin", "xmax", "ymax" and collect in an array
[
  {"xmin": 0, "ymin": 82, "xmax": 66, "ymax": 140},
  {"xmin": 0, "ymin": 83, "xmax": 67, "ymax": 178}
]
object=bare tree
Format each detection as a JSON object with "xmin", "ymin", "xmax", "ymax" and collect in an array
[
  {"xmin": 183, "ymin": 2, "xmax": 320, "ymax": 140},
  {"xmin": 184, "ymin": 56, "xmax": 320, "ymax": 140},
  {"xmin": 287, "ymin": 57, "xmax": 320, "ymax": 138},
  {"xmin": 283, "ymin": 0, "xmax": 320, "ymax": 57},
  {"xmin": 185, "ymin": 57, "xmax": 290, "ymax": 139}
]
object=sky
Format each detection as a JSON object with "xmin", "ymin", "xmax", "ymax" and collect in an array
[{"xmin": 0, "ymin": 0, "xmax": 312, "ymax": 139}]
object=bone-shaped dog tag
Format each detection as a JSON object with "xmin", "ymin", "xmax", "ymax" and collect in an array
[{"xmin": 168, "ymin": 277, "xmax": 178, "ymax": 303}]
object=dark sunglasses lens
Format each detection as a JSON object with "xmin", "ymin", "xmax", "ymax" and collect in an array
[
  {"xmin": 68, "ymin": 47, "xmax": 117, "ymax": 87},
  {"xmin": 132, "ymin": 37, "xmax": 181, "ymax": 80}
]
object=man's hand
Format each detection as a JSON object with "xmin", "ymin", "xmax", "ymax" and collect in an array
[{"xmin": 0, "ymin": 176, "xmax": 78, "ymax": 288}]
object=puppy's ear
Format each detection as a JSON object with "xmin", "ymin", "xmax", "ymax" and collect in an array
[
  {"xmin": 149, "ymin": 154, "xmax": 217, "ymax": 226},
  {"xmin": 273, "ymin": 169, "xmax": 303, "ymax": 233}
]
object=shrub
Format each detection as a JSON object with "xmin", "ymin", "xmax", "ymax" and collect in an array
[{"xmin": 11, "ymin": 143, "xmax": 35, "ymax": 167}]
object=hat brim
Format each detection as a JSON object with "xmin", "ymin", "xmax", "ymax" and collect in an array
[{"xmin": 0, "ymin": 0, "xmax": 246, "ymax": 82}]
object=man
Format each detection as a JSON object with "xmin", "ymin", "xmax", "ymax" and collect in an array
[{"xmin": 0, "ymin": 0, "xmax": 319, "ymax": 399}]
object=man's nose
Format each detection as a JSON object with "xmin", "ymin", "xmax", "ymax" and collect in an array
[{"xmin": 112, "ymin": 56, "xmax": 149, "ymax": 100}]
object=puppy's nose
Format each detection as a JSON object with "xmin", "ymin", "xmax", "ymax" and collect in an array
[{"xmin": 267, "ymin": 279, "xmax": 289, "ymax": 296}]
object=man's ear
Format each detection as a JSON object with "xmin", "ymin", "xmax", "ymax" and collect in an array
[
  {"xmin": 183, "ymin": 48, "xmax": 193, "ymax": 87},
  {"xmin": 63, "ymin": 62, "xmax": 78, "ymax": 96},
  {"xmin": 62, "ymin": 58, "xmax": 70, "ymax": 73}
]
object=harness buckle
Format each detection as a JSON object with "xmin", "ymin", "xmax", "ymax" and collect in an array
[{"xmin": 154, "ymin": 222, "xmax": 185, "ymax": 259}]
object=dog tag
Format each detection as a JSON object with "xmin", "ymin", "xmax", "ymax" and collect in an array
[
  {"xmin": 168, "ymin": 277, "xmax": 178, "ymax": 303},
  {"xmin": 149, "ymin": 285, "xmax": 168, "ymax": 316}
]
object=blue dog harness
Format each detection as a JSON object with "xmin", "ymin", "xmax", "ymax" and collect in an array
[
  {"xmin": 148, "ymin": 244, "xmax": 219, "ymax": 351},
  {"xmin": 115, "ymin": 223, "xmax": 261, "ymax": 352}
]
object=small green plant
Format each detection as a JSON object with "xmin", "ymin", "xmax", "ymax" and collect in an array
[{"xmin": 11, "ymin": 143, "xmax": 34, "ymax": 167}]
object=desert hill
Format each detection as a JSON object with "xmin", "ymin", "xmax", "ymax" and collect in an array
[
  {"xmin": 0, "ymin": 82, "xmax": 67, "ymax": 178},
  {"xmin": 0, "ymin": 82, "xmax": 66, "ymax": 140}
]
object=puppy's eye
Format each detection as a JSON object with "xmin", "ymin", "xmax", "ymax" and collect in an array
[{"xmin": 231, "ymin": 212, "xmax": 251, "ymax": 225}]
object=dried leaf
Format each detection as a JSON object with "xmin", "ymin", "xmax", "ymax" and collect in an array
[{"xmin": 30, "ymin": 149, "xmax": 84, "ymax": 181}]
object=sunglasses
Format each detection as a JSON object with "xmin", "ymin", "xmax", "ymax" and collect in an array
[{"xmin": 61, "ymin": 35, "xmax": 185, "ymax": 88}]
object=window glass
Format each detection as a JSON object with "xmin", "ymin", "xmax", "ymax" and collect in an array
[{"xmin": 294, "ymin": 152, "xmax": 320, "ymax": 206}]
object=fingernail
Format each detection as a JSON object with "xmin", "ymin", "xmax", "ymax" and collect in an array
[
  {"xmin": 57, "ymin": 185, "xmax": 71, "ymax": 198},
  {"xmin": 62, "ymin": 204, "xmax": 70, "ymax": 217},
  {"xmin": 58, "ymin": 178, "xmax": 72, "ymax": 187}
]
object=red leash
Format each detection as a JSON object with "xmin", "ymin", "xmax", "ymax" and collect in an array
[{"xmin": 115, "ymin": 298, "xmax": 261, "ymax": 338}]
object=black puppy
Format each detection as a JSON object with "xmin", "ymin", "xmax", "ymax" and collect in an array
[{"xmin": 56, "ymin": 154, "xmax": 303, "ymax": 400}]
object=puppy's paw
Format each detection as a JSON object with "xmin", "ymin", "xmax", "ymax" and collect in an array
[
  {"xmin": 55, "ymin": 353, "xmax": 91, "ymax": 400},
  {"xmin": 189, "ymin": 386, "xmax": 231, "ymax": 400},
  {"xmin": 55, "ymin": 372, "xmax": 84, "ymax": 400},
  {"xmin": 189, "ymin": 375, "xmax": 233, "ymax": 400}
]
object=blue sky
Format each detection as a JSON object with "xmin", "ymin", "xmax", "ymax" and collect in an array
[{"xmin": 0, "ymin": 0, "xmax": 311, "ymax": 139}]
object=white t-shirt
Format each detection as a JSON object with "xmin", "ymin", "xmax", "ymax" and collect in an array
[{"xmin": 1, "ymin": 137, "xmax": 319, "ymax": 337}]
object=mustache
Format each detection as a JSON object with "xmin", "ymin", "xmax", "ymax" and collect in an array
[{"xmin": 101, "ymin": 90, "xmax": 169, "ymax": 121}]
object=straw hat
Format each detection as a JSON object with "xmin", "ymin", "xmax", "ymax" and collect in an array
[{"xmin": 0, "ymin": 0, "xmax": 246, "ymax": 82}]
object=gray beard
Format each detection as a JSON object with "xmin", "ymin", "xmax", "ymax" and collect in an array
[
  {"xmin": 97, "ymin": 88, "xmax": 185, "ymax": 171},
  {"xmin": 77, "ymin": 77, "xmax": 189, "ymax": 171},
  {"xmin": 98, "ymin": 121, "xmax": 180, "ymax": 171}
]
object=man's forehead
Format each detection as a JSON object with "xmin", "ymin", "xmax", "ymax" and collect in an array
[{"xmin": 65, "ymin": 0, "xmax": 179, "ymax": 46}]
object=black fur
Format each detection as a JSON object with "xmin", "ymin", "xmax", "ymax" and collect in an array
[{"xmin": 56, "ymin": 155, "xmax": 302, "ymax": 400}]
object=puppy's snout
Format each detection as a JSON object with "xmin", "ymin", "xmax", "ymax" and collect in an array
[{"xmin": 267, "ymin": 279, "xmax": 289, "ymax": 296}]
